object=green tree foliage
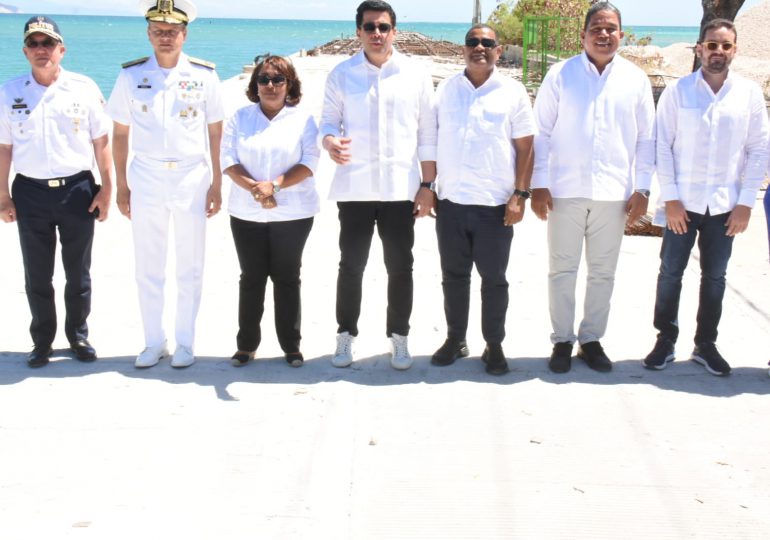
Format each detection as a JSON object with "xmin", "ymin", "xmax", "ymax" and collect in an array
[{"xmin": 487, "ymin": 0, "xmax": 590, "ymax": 46}]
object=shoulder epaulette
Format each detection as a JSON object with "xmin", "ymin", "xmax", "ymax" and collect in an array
[
  {"xmin": 188, "ymin": 56, "xmax": 216, "ymax": 70},
  {"xmin": 121, "ymin": 57, "xmax": 149, "ymax": 69}
]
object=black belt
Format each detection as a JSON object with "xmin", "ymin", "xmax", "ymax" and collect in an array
[{"xmin": 19, "ymin": 170, "xmax": 91, "ymax": 188}]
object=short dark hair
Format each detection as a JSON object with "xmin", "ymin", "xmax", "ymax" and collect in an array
[
  {"xmin": 246, "ymin": 55, "xmax": 302, "ymax": 106},
  {"xmin": 584, "ymin": 1, "xmax": 622, "ymax": 31},
  {"xmin": 464, "ymin": 24, "xmax": 497, "ymax": 42},
  {"xmin": 356, "ymin": 0, "xmax": 396, "ymax": 28},
  {"xmin": 698, "ymin": 18, "xmax": 737, "ymax": 43}
]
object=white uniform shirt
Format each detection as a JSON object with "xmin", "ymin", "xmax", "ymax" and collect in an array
[
  {"xmin": 107, "ymin": 53, "xmax": 224, "ymax": 160},
  {"xmin": 319, "ymin": 49, "xmax": 437, "ymax": 202},
  {"xmin": 221, "ymin": 104, "xmax": 320, "ymax": 222},
  {"xmin": 656, "ymin": 69, "xmax": 768, "ymax": 213},
  {"xmin": 0, "ymin": 68, "xmax": 110, "ymax": 178},
  {"xmin": 435, "ymin": 69, "xmax": 536, "ymax": 206},
  {"xmin": 532, "ymin": 52, "xmax": 655, "ymax": 201}
]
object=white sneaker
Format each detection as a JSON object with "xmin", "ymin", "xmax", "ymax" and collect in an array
[
  {"xmin": 389, "ymin": 333, "xmax": 413, "ymax": 370},
  {"xmin": 332, "ymin": 332, "xmax": 355, "ymax": 368},
  {"xmin": 135, "ymin": 342, "xmax": 169, "ymax": 368},
  {"xmin": 171, "ymin": 345, "xmax": 195, "ymax": 368}
]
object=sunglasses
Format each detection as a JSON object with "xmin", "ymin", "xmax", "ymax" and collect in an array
[
  {"xmin": 701, "ymin": 41, "xmax": 734, "ymax": 52},
  {"xmin": 256, "ymin": 74, "xmax": 287, "ymax": 86},
  {"xmin": 361, "ymin": 22, "xmax": 392, "ymax": 34},
  {"xmin": 25, "ymin": 37, "xmax": 58, "ymax": 49},
  {"xmin": 150, "ymin": 28, "xmax": 183, "ymax": 39},
  {"xmin": 465, "ymin": 37, "xmax": 498, "ymax": 48}
]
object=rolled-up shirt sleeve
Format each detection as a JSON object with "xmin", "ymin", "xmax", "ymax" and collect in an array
[
  {"xmin": 633, "ymin": 81, "xmax": 656, "ymax": 192},
  {"xmin": 319, "ymin": 70, "xmax": 343, "ymax": 142},
  {"xmin": 299, "ymin": 113, "xmax": 320, "ymax": 174},
  {"xmin": 531, "ymin": 69, "xmax": 558, "ymax": 190},
  {"xmin": 738, "ymin": 86, "xmax": 769, "ymax": 208},
  {"xmin": 655, "ymin": 85, "xmax": 680, "ymax": 202},
  {"xmin": 416, "ymin": 67, "xmax": 437, "ymax": 162},
  {"xmin": 220, "ymin": 112, "xmax": 240, "ymax": 172}
]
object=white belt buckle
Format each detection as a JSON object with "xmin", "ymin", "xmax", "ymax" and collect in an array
[
  {"xmin": 164, "ymin": 161, "xmax": 178, "ymax": 170},
  {"xmin": 48, "ymin": 179, "xmax": 61, "ymax": 188}
]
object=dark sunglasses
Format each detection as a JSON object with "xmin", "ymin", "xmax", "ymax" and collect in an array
[
  {"xmin": 361, "ymin": 22, "xmax": 392, "ymax": 34},
  {"xmin": 701, "ymin": 40, "xmax": 734, "ymax": 52},
  {"xmin": 25, "ymin": 37, "xmax": 58, "ymax": 49},
  {"xmin": 465, "ymin": 37, "xmax": 498, "ymax": 48},
  {"xmin": 256, "ymin": 74, "xmax": 287, "ymax": 86}
]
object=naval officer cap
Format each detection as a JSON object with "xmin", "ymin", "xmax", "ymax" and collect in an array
[
  {"xmin": 23, "ymin": 15, "xmax": 64, "ymax": 43},
  {"xmin": 140, "ymin": 0, "xmax": 198, "ymax": 24}
]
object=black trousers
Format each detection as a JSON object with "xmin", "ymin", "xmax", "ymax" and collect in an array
[
  {"xmin": 230, "ymin": 215, "xmax": 313, "ymax": 353},
  {"xmin": 11, "ymin": 172, "xmax": 96, "ymax": 348},
  {"xmin": 336, "ymin": 201, "xmax": 414, "ymax": 337},
  {"xmin": 436, "ymin": 199, "xmax": 512, "ymax": 345}
]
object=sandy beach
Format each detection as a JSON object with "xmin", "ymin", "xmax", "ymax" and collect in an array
[{"xmin": 1, "ymin": 48, "xmax": 770, "ymax": 539}]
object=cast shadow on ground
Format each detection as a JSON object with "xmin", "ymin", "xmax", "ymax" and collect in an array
[{"xmin": 1, "ymin": 349, "xmax": 768, "ymax": 401}]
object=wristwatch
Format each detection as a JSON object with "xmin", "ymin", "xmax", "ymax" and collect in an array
[
  {"xmin": 634, "ymin": 189, "xmax": 650, "ymax": 198},
  {"xmin": 513, "ymin": 188, "xmax": 531, "ymax": 200},
  {"xmin": 420, "ymin": 181, "xmax": 436, "ymax": 192},
  {"xmin": 272, "ymin": 181, "xmax": 282, "ymax": 194}
]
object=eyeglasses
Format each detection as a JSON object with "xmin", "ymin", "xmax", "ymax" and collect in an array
[
  {"xmin": 465, "ymin": 37, "xmax": 497, "ymax": 48},
  {"xmin": 256, "ymin": 74, "xmax": 287, "ymax": 86},
  {"xmin": 361, "ymin": 22, "xmax": 392, "ymax": 34},
  {"xmin": 701, "ymin": 41, "xmax": 734, "ymax": 52},
  {"xmin": 25, "ymin": 37, "xmax": 58, "ymax": 49},
  {"xmin": 150, "ymin": 28, "xmax": 183, "ymax": 39}
]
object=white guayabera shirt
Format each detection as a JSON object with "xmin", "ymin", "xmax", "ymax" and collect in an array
[
  {"xmin": 319, "ymin": 49, "xmax": 437, "ymax": 202},
  {"xmin": 656, "ymin": 69, "xmax": 768, "ymax": 215},
  {"xmin": 532, "ymin": 52, "xmax": 656, "ymax": 201}
]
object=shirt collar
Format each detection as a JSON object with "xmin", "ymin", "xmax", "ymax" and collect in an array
[{"xmin": 580, "ymin": 51, "xmax": 617, "ymax": 77}]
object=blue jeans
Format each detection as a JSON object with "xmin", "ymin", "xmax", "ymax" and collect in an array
[{"xmin": 653, "ymin": 210, "xmax": 734, "ymax": 346}]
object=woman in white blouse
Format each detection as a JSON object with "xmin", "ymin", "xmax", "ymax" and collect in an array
[{"xmin": 221, "ymin": 55, "xmax": 320, "ymax": 367}]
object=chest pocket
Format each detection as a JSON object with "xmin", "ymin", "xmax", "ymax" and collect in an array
[
  {"xmin": 173, "ymin": 81, "xmax": 205, "ymax": 128},
  {"xmin": 52, "ymin": 100, "xmax": 90, "ymax": 137}
]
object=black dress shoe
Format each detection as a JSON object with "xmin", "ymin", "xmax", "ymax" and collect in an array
[
  {"xmin": 548, "ymin": 342, "xmax": 573, "ymax": 373},
  {"xmin": 27, "ymin": 346, "xmax": 53, "ymax": 368},
  {"xmin": 577, "ymin": 341, "xmax": 612, "ymax": 372},
  {"xmin": 70, "ymin": 339, "xmax": 97, "ymax": 361},
  {"xmin": 482, "ymin": 344, "xmax": 509, "ymax": 376},
  {"xmin": 431, "ymin": 339, "xmax": 469, "ymax": 366},
  {"xmin": 285, "ymin": 352, "xmax": 304, "ymax": 368}
]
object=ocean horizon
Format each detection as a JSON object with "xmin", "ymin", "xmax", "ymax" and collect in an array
[{"xmin": 0, "ymin": 14, "xmax": 699, "ymax": 94}]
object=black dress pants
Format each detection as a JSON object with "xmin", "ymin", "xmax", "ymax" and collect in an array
[
  {"xmin": 436, "ymin": 199, "xmax": 512, "ymax": 345},
  {"xmin": 336, "ymin": 201, "xmax": 414, "ymax": 337},
  {"xmin": 11, "ymin": 172, "xmax": 96, "ymax": 348},
  {"xmin": 230, "ymin": 215, "xmax": 314, "ymax": 353}
]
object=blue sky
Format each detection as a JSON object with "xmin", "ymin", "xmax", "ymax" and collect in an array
[{"xmin": 6, "ymin": 0, "xmax": 765, "ymax": 25}]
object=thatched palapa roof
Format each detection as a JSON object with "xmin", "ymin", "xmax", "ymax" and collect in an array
[{"xmin": 309, "ymin": 31, "xmax": 463, "ymax": 58}]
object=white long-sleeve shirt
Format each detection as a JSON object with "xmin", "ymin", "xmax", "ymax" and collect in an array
[
  {"xmin": 319, "ymin": 49, "xmax": 437, "ymax": 202},
  {"xmin": 221, "ymin": 104, "xmax": 320, "ymax": 222},
  {"xmin": 435, "ymin": 69, "xmax": 536, "ymax": 206},
  {"xmin": 656, "ymin": 69, "xmax": 768, "ymax": 214},
  {"xmin": 532, "ymin": 52, "xmax": 655, "ymax": 201}
]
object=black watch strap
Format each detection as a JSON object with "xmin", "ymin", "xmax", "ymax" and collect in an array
[
  {"xmin": 420, "ymin": 181, "xmax": 436, "ymax": 191},
  {"xmin": 513, "ymin": 188, "xmax": 531, "ymax": 200}
]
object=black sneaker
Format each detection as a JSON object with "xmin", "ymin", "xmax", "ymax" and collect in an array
[
  {"xmin": 642, "ymin": 338, "xmax": 675, "ymax": 370},
  {"xmin": 691, "ymin": 343, "xmax": 731, "ymax": 376},
  {"xmin": 577, "ymin": 341, "xmax": 612, "ymax": 372},
  {"xmin": 482, "ymin": 344, "xmax": 509, "ymax": 376},
  {"xmin": 431, "ymin": 339, "xmax": 469, "ymax": 366},
  {"xmin": 548, "ymin": 342, "xmax": 573, "ymax": 373}
]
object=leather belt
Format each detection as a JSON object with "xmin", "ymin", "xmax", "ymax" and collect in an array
[{"xmin": 19, "ymin": 170, "xmax": 90, "ymax": 188}]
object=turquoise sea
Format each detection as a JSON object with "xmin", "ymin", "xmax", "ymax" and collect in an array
[{"xmin": 0, "ymin": 14, "xmax": 699, "ymax": 94}]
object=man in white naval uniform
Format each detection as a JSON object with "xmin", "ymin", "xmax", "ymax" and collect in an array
[
  {"xmin": 108, "ymin": 0, "xmax": 224, "ymax": 368},
  {"xmin": 0, "ymin": 16, "xmax": 113, "ymax": 368}
]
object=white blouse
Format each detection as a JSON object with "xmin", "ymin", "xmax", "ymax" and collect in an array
[{"xmin": 221, "ymin": 104, "xmax": 320, "ymax": 222}]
